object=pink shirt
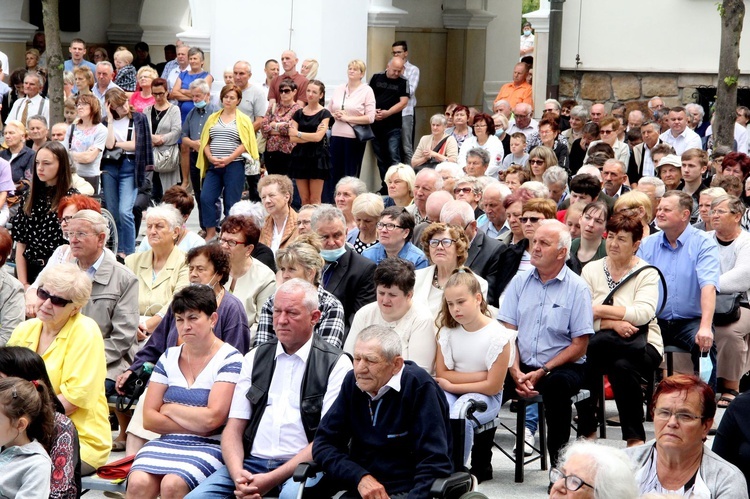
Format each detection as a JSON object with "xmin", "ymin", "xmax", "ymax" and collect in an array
[
  {"xmin": 129, "ymin": 92, "xmax": 155, "ymax": 113},
  {"xmin": 327, "ymin": 83, "xmax": 376, "ymax": 139}
]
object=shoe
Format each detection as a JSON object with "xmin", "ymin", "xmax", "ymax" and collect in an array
[
  {"xmin": 470, "ymin": 464, "xmax": 493, "ymax": 483},
  {"xmin": 111, "ymin": 440, "xmax": 126, "ymax": 452},
  {"xmin": 513, "ymin": 428, "xmax": 535, "ymax": 457}
]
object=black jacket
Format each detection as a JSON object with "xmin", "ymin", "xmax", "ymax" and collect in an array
[
  {"xmin": 465, "ymin": 231, "xmax": 505, "ymax": 307},
  {"xmin": 495, "ymin": 238, "xmax": 530, "ymax": 297},
  {"xmin": 323, "ymin": 246, "xmax": 376, "ymax": 329}
]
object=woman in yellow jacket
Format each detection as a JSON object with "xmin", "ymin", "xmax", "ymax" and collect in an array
[{"xmin": 196, "ymin": 84, "xmax": 259, "ymax": 241}]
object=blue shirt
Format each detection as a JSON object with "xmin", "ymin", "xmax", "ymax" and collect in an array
[
  {"xmin": 637, "ymin": 224, "xmax": 720, "ymax": 320},
  {"xmin": 498, "ymin": 265, "xmax": 594, "ymax": 367},
  {"xmin": 477, "ymin": 216, "xmax": 509, "ymax": 239},
  {"xmin": 362, "ymin": 241, "xmax": 428, "ymax": 270},
  {"xmin": 181, "ymin": 102, "xmax": 219, "ymax": 141}
]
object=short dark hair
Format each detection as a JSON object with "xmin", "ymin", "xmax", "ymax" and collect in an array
[
  {"xmin": 392, "ymin": 40, "xmax": 408, "ymax": 51},
  {"xmin": 151, "ymin": 77, "xmax": 168, "ymax": 90},
  {"xmin": 538, "ymin": 118, "xmax": 560, "ymax": 133},
  {"xmin": 374, "ymin": 258, "xmax": 416, "ymax": 295},
  {"xmin": 587, "ymin": 142, "xmax": 615, "ymax": 160},
  {"xmin": 171, "ymin": 285, "xmax": 217, "ymax": 317},
  {"xmin": 187, "ymin": 244, "xmax": 231, "ymax": 286},
  {"xmin": 221, "ymin": 215, "xmax": 260, "ymax": 246},
  {"xmin": 380, "ymin": 206, "xmax": 416, "ymax": 240},
  {"xmin": 134, "ymin": 41, "xmax": 149, "ymax": 52},
  {"xmin": 606, "ymin": 213, "xmax": 644, "ymax": 242},
  {"xmin": 265, "ymin": 59, "xmax": 278, "ymax": 67},
  {"xmin": 570, "ymin": 174, "xmax": 602, "ymax": 198},
  {"xmin": 663, "ymin": 190, "xmax": 694, "ymax": 213},
  {"xmin": 582, "ymin": 122, "xmax": 600, "ymax": 137},
  {"xmin": 471, "ymin": 113, "xmax": 496, "ymax": 136}
]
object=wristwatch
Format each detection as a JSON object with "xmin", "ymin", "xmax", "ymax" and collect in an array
[
  {"xmin": 297, "ymin": 132, "xmax": 302, "ymax": 138},
  {"xmin": 541, "ymin": 365, "xmax": 551, "ymax": 376}
]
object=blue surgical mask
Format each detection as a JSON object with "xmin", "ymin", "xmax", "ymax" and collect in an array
[
  {"xmin": 194, "ymin": 100, "xmax": 207, "ymax": 109},
  {"xmin": 495, "ymin": 128, "xmax": 505, "ymax": 137},
  {"xmin": 523, "ymin": 29, "xmax": 532, "ymax": 36},
  {"xmin": 320, "ymin": 246, "xmax": 346, "ymax": 262}
]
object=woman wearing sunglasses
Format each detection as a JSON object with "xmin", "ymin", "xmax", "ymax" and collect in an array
[
  {"xmin": 8, "ymin": 263, "xmax": 111, "ymax": 476},
  {"xmin": 261, "ymin": 79, "xmax": 301, "ymax": 177},
  {"xmin": 528, "ymin": 145, "xmax": 559, "ymax": 182}
]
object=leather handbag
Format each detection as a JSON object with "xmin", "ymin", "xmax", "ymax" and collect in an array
[
  {"xmin": 714, "ymin": 292, "xmax": 742, "ymax": 326},
  {"xmin": 116, "ymin": 363, "xmax": 153, "ymax": 412},
  {"xmin": 101, "ymin": 147, "xmax": 123, "ymax": 163},
  {"xmin": 351, "ymin": 123, "xmax": 375, "ymax": 142},
  {"xmin": 153, "ymin": 145, "xmax": 179, "ymax": 173},
  {"xmin": 587, "ymin": 265, "xmax": 667, "ymax": 359}
]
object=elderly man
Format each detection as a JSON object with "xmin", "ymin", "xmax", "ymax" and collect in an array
[
  {"xmin": 407, "ymin": 168, "xmax": 443, "ymax": 225},
  {"xmin": 638, "ymin": 191, "xmax": 721, "ymax": 387},
  {"xmin": 267, "ymin": 50, "xmax": 309, "ymax": 107},
  {"xmin": 543, "ymin": 166, "xmax": 569, "ymax": 209},
  {"xmin": 499, "ymin": 219, "xmax": 594, "ymax": 465},
  {"xmin": 312, "ymin": 206, "xmax": 376, "ymax": 329},
  {"xmin": 628, "ymin": 120, "xmax": 663, "ymax": 184},
  {"xmin": 589, "ymin": 103, "xmax": 606, "ymax": 124},
  {"xmin": 464, "ymin": 148, "xmax": 490, "ymax": 177},
  {"xmin": 453, "ymin": 176, "xmax": 484, "ymax": 218},
  {"xmin": 370, "ymin": 57, "xmax": 410, "ymax": 191},
  {"xmin": 508, "ymin": 102, "xmax": 538, "ymax": 139},
  {"xmin": 493, "ymin": 99, "xmax": 512, "ymax": 120},
  {"xmin": 92, "ymin": 62, "xmax": 119, "ymax": 111},
  {"xmin": 494, "ymin": 62, "xmax": 533, "ymax": 109},
  {"xmin": 477, "ymin": 181, "xmax": 512, "ymax": 239},
  {"xmin": 685, "ymin": 102, "xmax": 709, "ymax": 138},
  {"xmin": 233, "ymin": 61, "xmax": 267, "ymax": 132},
  {"xmin": 313, "ymin": 325, "xmax": 453, "ymax": 498},
  {"xmin": 440, "ymin": 199, "xmax": 504, "ymax": 307},
  {"xmin": 660, "ymin": 107, "xmax": 702, "ymax": 155},
  {"xmin": 637, "ymin": 176, "xmax": 666, "ymax": 226},
  {"xmin": 627, "ymin": 109, "xmax": 645, "ymax": 132},
  {"xmin": 6, "ymin": 71, "xmax": 48, "ymax": 125},
  {"xmin": 648, "ymin": 96, "xmax": 666, "ymax": 115},
  {"xmin": 412, "ymin": 189, "xmax": 454, "ymax": 248},
  {"xmin": 188, "ymin": 279, "xmax": 351, "ymax": 498},
  {"xmin": 163, "ymin": 44, "xmax": 189, "ymax": 97},
  {"xmin": 602, "ymin": 159, "xmax": 630, "ymax": 199}
]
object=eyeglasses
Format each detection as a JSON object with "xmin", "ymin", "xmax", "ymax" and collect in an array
[
  {"xmin": 453, "ymin": 187, "xmax": 474, "ymax": 194},
  {"xmin": 376, "ymin": 222, "xmax": 403, "ymax": 231},
  {"xmin": 60, "ymin": 216, "xmax": 74, "ymax": 224},
  {"xmin": 519, "ymin": 216, "xmax": 542, "ymax": 224},
  {"xmin": 219, "ymin": 238, "xmax": 245, "ymax": 248},
  {"xmin": 75, "ymin": 103, "xmax": 90, "ymax": 108},
  {"xmin": 709, "ymin": 209, "xmax": 732, "ymax": 216},
  {"xmin": 64, "ymin": 231, "xmax": 94, "ymax": 240},
  {"xmin": 653, "ymin": 408, "xmax": 702, "ymax": 423},
  {"xmin": 279, "ymin": 88, "xmax": 293, "ymax": 94},
  {"xmin": 549, "ymin": 468, "xmax": 594, "ymax": 492},
  {"xmin": 152, "ymin": 91, "xmax": 166, "ymax": 97},
  {"xmin": 473, "ymin": 123, "xmax": 487, "ymax": 128},
  {"xmin": 515, "ymin": 113, "xmax": 529, "ymax": 118},
  {"xmin": 600, "ymin": 129, "xmax": 615, "ymax": 135},
  {"xmin": 428, "ymin": 238, "xmax": 456, "ymax": 248},
  {"xmin": 37, "ymin": 287, "xmax": 73, "ymax": 307},
  {"xmin": 528, "ymin": 159, "xmax": 545, "ymax": 165}
]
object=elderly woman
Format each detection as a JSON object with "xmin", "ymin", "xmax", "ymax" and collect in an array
[
  {"xmin": 26, "ymin": 115, "xmax": 49, "ymax": 152},
  {"xmin": 138, "ymin": 186, "xmax": 204, "ymax": 253},
  {"xmin": 254, "ymin": 238, "xmax": 346, "ymax": 349},
  {"xmin": 626, "ymin": 375, "xmax": 747, "ymax": 497},
  {"xmin": 384, "ymin": 163, "xmax": 416, "ymax": 208},
  {"xmin": 561, "ymin": 105, "xmax": 588, "ymax": 150},
  {"xmin": 578, "ymin": 214, "xmax": 664, "ymax": 447},
  {"xmin": 363, "ymin": 206, "xmax": 428, "ymax": 269},
  {"xmin": 543, "ymin": 165, "xmax": 569, "ymax": 208},
  {"xmin": 328, "ymin": 59, "xmax": 376, "ymax": 180},
  {"xmin": 73, "ymin": 66, "xmax": 94, "ymax": 95},
  {"xmin": 125, "ymin": 204, "xmax": 189, "ymax": 340},
  {"xmin": 412, "ymin": 114, "xmax": 459, "ymax": 169},
  {"xmin": 261, "ymin": 79, "xmax": 301, "ymax": 176},
  {"xmin": 504, "ymin": 164, "xmax": 530, "ymax": 192},
  {"xmin": 413, "ymin": 222, "xmax": 488, "ymax": 316},
  {"xmin": 693, "ymin": 187, "xmax": 728, "ymax": 231},
  {"xmin": 127, "ymin": 286, "xmax": 243, "ymax": 498},
  {"xmin": 171, "ymin": 47, "xmax": 213, "ymax": 121},
  {"xmin": 335, "ymin": 176, "xmax": 367, "ymax": 231},
  {"xmin": 118, "ymin": 244, "xmax": 250, "ymax": 455},
  {"xmin": 0, "ymin": 228, "xmax": 23, "ymax": 345},
  {"xmin": 435, "ymin": 161, "xmax": 465, "ymax": 194},
  {"xmin": 448, "ymin": 105, "xmax": 473, "ymax": 150},
  {"xmin": 706, "ymin": 195, "xmax": 750, "ymax": 408},
  {"xmin": 614, "ymin": 190, "xmax": 655, "ymax": 238},
  {"xmin": 257, "ymin": 174, "xmax": 298, "ymax": 253},
  {"xmin": 550, "ymin": 441, "xmax": 638, "ymax": 499},
  {"xmin": 458, "ymin": 113, "xmax": 504, "ymax": 177},
  {"xmin": 568, "ymin": 201, "xmax": 609, "ymax": 275},
  {"xmin": 219, "ymin": 215, "xmax": 276, "ymax": 333},
  {"xmin": 528, "ymin": 145, "xmax": 559, "ymax": 182},
  {"xmin": 144, "ymin": 78, "xmax": 182, "ymax": 197},
  {"xmin": 345, "ymin": 257, "xmax": 436, "ymax": 372},
  {"xmin": 1, "ymin": 120, "xmax": 35, "ymax": 188},
  {"xmin": 65, "ymin": 93, "xmax": 108, "ymax": 194},
  {"xmin": 12, "ymin": 141, "xmax": 76, "ymax": 287},
  {"xmin": 129, "ymin": 66, "xmax": 158, "ymax": 113},
  {"xmin": 347, "ymin": 192, "xmax": 384, "ymax": 254},
  {"xmin": 8, "ymin": 263, "xmax": 110, "ymax": 474}
]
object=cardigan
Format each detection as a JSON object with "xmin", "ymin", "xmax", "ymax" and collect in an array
[
  {"xmin": 124, "ymin": 245, "xmax": 189, "ymax": 319},
  {"xmin": 196, "ymin": 108, "xmax": 259, "ymax": 181}
]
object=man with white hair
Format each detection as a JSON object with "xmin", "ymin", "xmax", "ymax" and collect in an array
[
  {"xmin": 233, "ymin": 61, "xmax": 268, "ymax": 132},
  {"xmin": 685, "ymin": 102, "xmax": 709, "ymax": 138},
  {"xmin": 6, "ymin": 71, "xmax": 48, "ymax": 125},
  {"xmin": 542, "ymin": 166, "xmax": 569, "ymax": 208},
  {"xmin": 477, "ymin": 182, "xmax": 512, "ymax": 238},
  {"xmin": 628, "ymin": 120, "xmax": 663, "ymax": 184},
  {"xmin": 493, "ymin": 99, "xmax": 512, "ymax": 120},
  {"xmin": 627, "ymin": 109, "xmax": 645, "ymax": 132},
  {"xmin": 508, "ymin": 102, "xmax": 538, "ymax": 139},
  {"xmin": 407, "ymin": 168, "xmax": 443, "ymax": 224},
  {"xmin": 601, "ymin": 159, "xmax": 630, "ymax": 198},
  {"xmin": 648, "ymin": 96, "xmax": 665, "ymax": 114},
  {"xmin": 92, "ymin": 62, "xmax": 119, "ymax": 112},
  {"xmin": 499, "ymin": 219, "xmax": 594, "ymax": 466},
  {"xmin": 440, "ymin": 199, "xmax": 504, "ymax": 307}
]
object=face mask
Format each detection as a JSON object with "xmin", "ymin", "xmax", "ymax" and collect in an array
[
  {"xmin": 194, "ymin": 100, "xmax": 207, "ymax": 109},
  {"xmin": 523, "ymin": 29, "xmax": 532, "ymax": 36},
  {"xmin": 495, "ymin": 128, "xmax": 505, "ymax": 137},
  {"xmin": 190, "ymin": 272, "xmax": 217, "ymax": 289},
  {"xmin": 320, "ymin": 246, "xmax": 346, "ymax": 262}
]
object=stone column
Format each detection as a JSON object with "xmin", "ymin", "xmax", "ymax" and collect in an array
[
  {"xmin": 0, "ymin": 0, "xmax": 38, "ymax": 74},
  {"xmin": 524, "ymin": 3, "xmax": 550, "ymax": 119},
  {"xmin": 484, "ymin": 0, "xmax": 522, "ymax": 113}
]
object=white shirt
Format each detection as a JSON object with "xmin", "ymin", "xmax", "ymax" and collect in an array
[
  {"xmin": 457, "ymin": 135, "xmax": 505, "ymax": 178},
  {"xmin": 642, "ymin": 144, "xmax": 656, "ymax": 177},
  {"xmin": 659, "ymin": 127, "xmax": 702, "ymax": 155},
  {"xmin": 508, "ymin": 118, "xmax": 539, "ymax": 140},
  {"xmin": 228, "ymin": 336, "xmax": 352, "ymax": 460},
  {"xmin": 705, "ymin": 123, "xmax": 748, "ymax": 154},
  {"xmin": 5, "ymin": 94, "xmax": 49, "ymax": 125}
]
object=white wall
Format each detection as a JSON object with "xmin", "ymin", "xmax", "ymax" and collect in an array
[
  {"xmin": 561, "ymin": 0, "xmax": 748, "ymax": 73},
  {"xmin": 393, "ymin": 0, "xmax": 445, "ymax": 28}
]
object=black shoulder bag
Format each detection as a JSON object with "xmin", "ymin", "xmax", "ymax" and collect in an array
[{"xmin": 116, "ymin": 362, "xmax": 153, "ymax": 412}]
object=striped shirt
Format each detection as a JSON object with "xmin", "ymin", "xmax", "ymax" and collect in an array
[{"xmin": 208, "ymin": 117, "xmax": 241, "ymax": 158}]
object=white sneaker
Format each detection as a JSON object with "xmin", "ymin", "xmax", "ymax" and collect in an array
[{"xmin": 513, "ymin": 428, "xmax": 535, "ymax": 457}]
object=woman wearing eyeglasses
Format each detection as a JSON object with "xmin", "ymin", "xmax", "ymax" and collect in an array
[
  {"xmin": 625, "ymin": 374, "xmax": 747, "ymax": 498},
  {"xmin": 568, "ymin": 201, "xmax": 609, "ymax": 276},
  {"xmin": 362, "ymin": 206, "xmax": 427, "ymax": 270},
  {"xmin": 529, "ymin": 119, "xmax": 569, "ymax": 172},
  {"xmin": 9, "ymin": 263, "xmax": 111, "ymax": 475},
  {"xmin": 65, "ymin": 94, "xmax": 108, "ymax": 194},
  {"xmin": 412, "ymin": 222, "xmax": 487, "ymax": 317},
  {"xmin": 549, "ymin": 441, "xmax": 638, "ymax": 498}
]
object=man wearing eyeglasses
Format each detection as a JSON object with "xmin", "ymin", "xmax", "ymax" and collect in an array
[{"xmin": 508, "ymin": 102, "xmax": 538, "ymax": 140}]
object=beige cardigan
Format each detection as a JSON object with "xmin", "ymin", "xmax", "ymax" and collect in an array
[{"xmin": 125, "ymin": 245, "xmax": 189, "ymax": 318}]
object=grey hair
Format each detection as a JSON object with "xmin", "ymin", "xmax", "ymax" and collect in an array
[
  {"xmin": 483, "ymin": 181, "xmax": 512, "ymax": 199},
  {"xmin": 356, "ymin": 324, "xmax": 403, "ymax": 361},
  {"xmin": 604, "ymin": 158, "xmax": 627, "ymax": 175},
  {"xmin": 38, "ymin": 263, "xmax": 92, "ymax": 309},
  {"xmin": 439, "ymin": 200, "xmax": 475, "ymax": 225},
  {"xmin": 311, "ymin": 205, "xmax": 346, "ymax": 229},
  {"xmin": 559, "ymin": 441, "xmax": 638, "ymax": 499},
  {"xmin": 711, "ymin": 194, "xmax": 745, "ymax": 215},
  {"xmin": 685, "ymin": 102, "xmax": 705, "ymax": 120},
  {"xmin": 542, "ymin": 166, "xmax": 568, "ymax": 188},
  {"xmin": 435, "ymin": 161, "xmax": 465, "ymax": 179},
  {"xmin": 701, "ymin": 187, "xmax": 727, "ymax": 200},
  {"xmin": 539, "ymin": 219, "xmax": 571, "ymax": 260},
  {"xmin": 638, "ymin": 176, "xmax": 666, "ymax": 198},
  {"xmin": 521, "ymin": 180, "xmax": 550, "ymax": 199},
  {"xmin": 544, "ymin": 98, "xmax": 561, "ymax": 110},
  {"xmin": 455, "ymin": 176, "xmax": 481, "ymax": 194},
  {"xmin": 96, "ymin": 61, "xmax": 114, "ymax": 72},
  {"xmin": 25, "ymin": 70, "xmax": 44, "ymax": 87},
  {"xmin": 515, "ymin": 102, "xmax": 533, "ymax": 114},
  {"xmin": 336, "ymin": 176, "xmax": 367, "ymax": 197},
  {"xmin": 577, "ymin": 165, "xmax": 603, "ymax": 181},
  {"xmin": 494, "ymin": 99, "xmax": 510, "ymax": 110},
  {"xmin": 352, "ymin": 193, "xmax": 385, "ymax": 219},
  {"xmin": 466, "ymin": 147, "xmax": 490, "ymax": 166},
  {"xmin": 71, "ymin": 209, "xmax": 110, "ymax": 241},
  {"xmin": 234, "ymin": 60, "xmax": 251, "ymax": 73},
  {"xmin": 275, "ymin": 278, "xmax": 319, "ymax": 313},
  {"xmin": 26, "ymin": 114, "xmax": 47, "ymax": 128},
  {"xmin": 570, "ymin": 105, "xmax": 589, "ymax": 120},
  {"xmin": 430, "ymin": 113, "xmax": 448, "ymax": 126},
  {"xmin": 228, "ymin": 200, "xmax": 266, "ymax": 228},
  {"xmin": 642, "ymin": 121, "xmax": 661, "ymax": 134},
  {"xmin": 187, "ymin": 47, "xmax": 205, "ymax": 60},
  {"xmin": 648, "ymin": 96, "xmax": 663, "ymax": 110},
  {"xmin": 144, "ymin": 203, "xmax": 183, "ymax": 230},
  {"xmin": 188, "ymin": 78, "xmax": 210, "ymax": 94},
  {"xmin": 415, "ymin": 167, "xmax": 444, "ymax": 191}
]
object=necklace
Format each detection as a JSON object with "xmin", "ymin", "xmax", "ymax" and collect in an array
[
  {"xmin": 185, "ymin": 336, "xmax": 217, "ymax": 384},
  {"xmin": 432, "ymin": 267, "xmax": 443, "ymax": 290}
]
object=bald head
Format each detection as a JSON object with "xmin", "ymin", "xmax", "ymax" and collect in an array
[
  {"xmin": 425, "ymin": 190, "xmax": 455, "ymax": 222},
  {"xmin": 281, "ymin": 50, "xmax": 298, "ymax": 73},
  {"xmin": 386, "ymin": 57, "xmax": 405, "ymax": 79},
  {"xmin": 590, "ymin": 104, "xmax": 605, "ymax": 123},
  {"xmin": 233, "ymin": 60, "xmax": 252, "ymax": 89}
]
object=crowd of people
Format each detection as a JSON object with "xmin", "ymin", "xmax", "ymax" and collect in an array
[{"xmin": 0, "ymin": 29, "xmax": 750, "ymax": 499}]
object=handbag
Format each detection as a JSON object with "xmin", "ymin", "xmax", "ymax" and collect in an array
[
  {"xmin": 714, "ymin": 292, "xmax": 742, "ymax": 326},
  {"xmin": 101, "ymin": 118, "xmax": 134, "ymax": 166},
  {"xmin": 116, "ymin": 362, "xmax": 153, "ymax": 412},
  {"xmin": 351, "ymin": 123, "xmax": 375, "ymax": 142},
  {"xmin": 587, "ymin": 265, "xmax": 667, "ymax": 359},
  {"xmin": 153, "ymin": 145, "xmax": 179, "ymax": 173},
  {"xmin": 96, "ymin": 454, "xmax": 134, "ymax": 480}
]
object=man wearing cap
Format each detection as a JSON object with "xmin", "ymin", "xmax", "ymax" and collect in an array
[{"xmin": 656, "ymin": 154, "xmax": 684, "ymax": 192}]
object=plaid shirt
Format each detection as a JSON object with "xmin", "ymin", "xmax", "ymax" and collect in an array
[{"xmin": 253, "ymin": 287, "xmax": 346, "ymax": 349}]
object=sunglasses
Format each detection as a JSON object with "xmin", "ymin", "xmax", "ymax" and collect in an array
[
  {"xmin": 520, "ymin": 216, "xmax": 542, "ymax": 224},
  {"xmin": 453, "ymin": 187, "xmax": 474, "ymax": 194},
  {"xmin": 528, "ymin": 159, "xmax": 545, "ymax": 165},
  {"xmin": 37, "ymin": 287, "xmax": 73, "ymax": 307},
  {"xmin": 279, "ymin": 88, "xmax": 293, "ymax": 94}
]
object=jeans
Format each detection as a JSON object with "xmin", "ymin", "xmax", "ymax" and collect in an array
[
  {"xmin": 189, "ymin": 153, "xmax": 205, "ymax": 230},
  {"xmin": 186, "ymin": 456, "xmax": 322, "ymax": 499},
  {"xmin": 101, "ymin": 157, "xmax": 138, "ymax": 254},
  {"xmin": 200, "ymin": 160, "xmax": 245, "ymax": 230},
  {"xmin": 401, "ymin": 114, "xmax": 415, "ymax": 164},
  {"xmin": 371, "ymin": 127, "xmax": 402, "ymax": 191},
  {"xmin": 658, "ymin": 317, "xmax": 718, "ymax": 390},
  {"xmin": 327, "ymin": 136, "xmax": 367, "ymax": 204},
  {"xmin": 444, "ymin": 391, "xmax": 503, "ymax": 466}
]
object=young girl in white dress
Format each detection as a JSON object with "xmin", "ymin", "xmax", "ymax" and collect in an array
[{"xmin": 434, "ymin": 267, "xmax": 516, "ymax": 465}]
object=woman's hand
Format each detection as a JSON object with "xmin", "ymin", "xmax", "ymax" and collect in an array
[
  {"xmin": 137, "ymin": 323, "xmax": 150, "ymax": 341},
  {"xmin": 213, "ymin": 156, "xmax": 229, "ymax": 168},
  {"xmin": 288, "ymin": 123, "xmax": 298, "ymax": 137},
  {"xmin": 152, "ymin": 134, "xmax": 164, "ymax": 146},
  {"xmin": 24, "ymin": 287, "xmax": 38, "ymax": 318},
  {"xmin": 609, "ymin": 320, "xmax": 639, "ymax": 338},
  {"xmin": 115, "ymin": 370, "xmax": 133, "ymax": 395},
  {"xmin": 434, "ymin": 377, "xmax": 454, "ymax": 392}
]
